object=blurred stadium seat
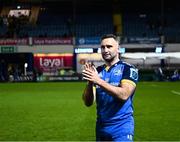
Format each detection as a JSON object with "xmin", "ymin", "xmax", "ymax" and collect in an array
[
  {"xmin": 0, "ymin": 0, "xmax": 180, "ymax": 40},
  {"xmin": 0, "ymin": 0, "xmax": 180, "ymax": 82}
]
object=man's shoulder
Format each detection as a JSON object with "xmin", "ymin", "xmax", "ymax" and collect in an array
[
  {"xmin": 96, "ymin": 64, "xmax": 105, "ymax": 73},
  {"xmin": 120, "ymin": 61, "xmax": 137, "ymax": 69},
  {"xmin": 120, "ymin": 61, "xmax": 138, "ymax": 82}
]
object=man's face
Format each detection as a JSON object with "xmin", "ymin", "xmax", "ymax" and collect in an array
[{"xmin": 100, "ymin": 38, "xmax": 119, "ymax": 62}]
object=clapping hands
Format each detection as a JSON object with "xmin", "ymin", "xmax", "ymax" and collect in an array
[{"xmin": 82, "ymin": 63, "xmax": 99, "ymax": 84}]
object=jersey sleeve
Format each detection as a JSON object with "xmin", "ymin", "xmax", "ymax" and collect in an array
[{"xmin": 121, "ymin": 63, "xmax": 138, "ymax": 86}]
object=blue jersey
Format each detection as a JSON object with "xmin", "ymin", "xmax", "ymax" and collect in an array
[{"xmin": 95, "ymin": 60, "xmax": 138, "ymax": 141}]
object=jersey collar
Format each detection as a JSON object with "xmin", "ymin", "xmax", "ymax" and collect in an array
[{"xmin": 104, "ymin": 60, "xmax": 122, "ymax": 72}]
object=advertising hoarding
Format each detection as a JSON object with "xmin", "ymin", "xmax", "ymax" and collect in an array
[{"xmin": 34, "ymin": 53, "xmax": 73, "ymax": 75}]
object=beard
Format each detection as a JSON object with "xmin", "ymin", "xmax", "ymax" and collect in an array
[{"xmin": 102, "ymin": 54, "xmax": 115, "ymax": 63}]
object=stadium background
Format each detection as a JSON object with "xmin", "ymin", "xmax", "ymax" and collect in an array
[{"xmin": 0, "ymin": 0, "xmax": 180, "ymax": 141}]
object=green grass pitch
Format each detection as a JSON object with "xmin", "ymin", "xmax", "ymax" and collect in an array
[{"xmin": 0, "ymin": 81, "xmax": 180, "ymax": 141}]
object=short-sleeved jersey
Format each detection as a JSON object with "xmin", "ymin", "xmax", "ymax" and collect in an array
[{"xmin": 95, "ymin": 60, "xmax": 138, "ymax": 139}]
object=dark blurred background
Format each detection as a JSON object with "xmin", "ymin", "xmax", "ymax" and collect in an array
[{"xmin": 0, "ymin": 0, "xmax": 180, "ymax": 82}]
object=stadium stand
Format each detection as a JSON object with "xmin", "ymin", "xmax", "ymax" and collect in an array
[
  {"xmin": 122, "ymin": 13, "xmax": 160, "ymax": 37},
  {"xmin": 0, "ymin": 0, "xmax": 180, "ymax": 82},
  {"xmin": 1, "ymin": 0, "xmax": 180, "ymax": 40},
  {"xmin": 19, "ymin": 10, "xmax": 114, "ymax": 37}
]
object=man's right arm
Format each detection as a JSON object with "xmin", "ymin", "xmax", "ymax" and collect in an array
[{"xmin": 82, "ymin": 81, "xmax": 94, "ymax": 107}]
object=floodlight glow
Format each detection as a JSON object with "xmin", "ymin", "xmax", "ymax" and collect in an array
[
  {"xmin": 24, "ymin": 63, "xmax": 28, "ymax": 68},
  {"xmin": 155, "ymin": 47, "xmax": 162, "ymax": 53},
  {"xmin": 17, "ymin": 6, "xmax": 21, "ymax": 9},
  {"xmin": 119, "ymin": 48, "xmax": 125, "ymax": 54}
]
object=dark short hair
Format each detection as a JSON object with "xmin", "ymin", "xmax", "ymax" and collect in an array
[{"xmin": 100, "ymin": 34, "xmax": 118, "ymax": 42}]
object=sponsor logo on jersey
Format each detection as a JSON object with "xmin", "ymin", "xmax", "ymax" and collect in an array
[
  {"xmin": 113, "ymin": 69, "xmax": 122, "ymax": 76},
  {"xmin": 110, "ymin": 82, "xmax": 119, "ymax": 86},
  {"xmin": 127, "ymin": 134, "xmax": 133, "ymax": 141},
  {"xmin": 130, "ymin": 68, "xmax": 138, "ymax": 81},
  {"xmin": 105, "ymin": 78, "xmax": 109, "ymax": 82}
]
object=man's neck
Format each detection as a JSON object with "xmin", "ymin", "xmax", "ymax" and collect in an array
[{"xmin": 105, "ymin": 58, "xmax": 120, "ymax": 67}]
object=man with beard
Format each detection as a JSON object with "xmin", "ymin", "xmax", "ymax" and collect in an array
[{"xmin": 82, "ymin": 34, "xmax": 138, "ymax": 141}]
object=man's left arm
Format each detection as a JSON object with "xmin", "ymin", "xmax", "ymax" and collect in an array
[{"xmin": 82, "ymin": 65, "xmax": 138, "ymax": 101}]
